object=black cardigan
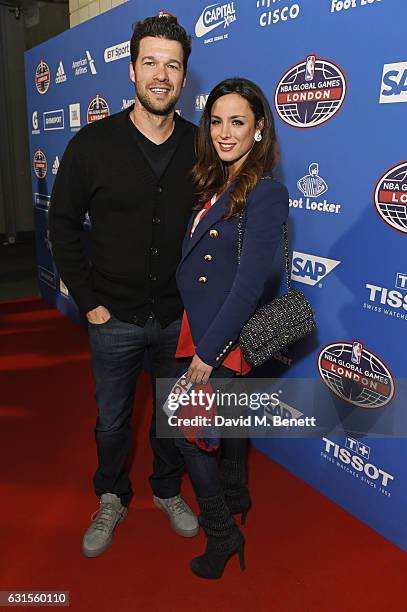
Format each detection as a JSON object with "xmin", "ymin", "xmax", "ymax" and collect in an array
[{"xmin": 49, "ymin": 108, "xmax": 197, "ymax": 326}]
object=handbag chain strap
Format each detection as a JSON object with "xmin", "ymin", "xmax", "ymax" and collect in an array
[{"xmin": 237, "ymin": 213, "xmax": 291, "ymax": 292}]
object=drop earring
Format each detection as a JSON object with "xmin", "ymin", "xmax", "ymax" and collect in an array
[{"xmin": 254, "ymin": 130, "xmax": 262, "ymax": 142}]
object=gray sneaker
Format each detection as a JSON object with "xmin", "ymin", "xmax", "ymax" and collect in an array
[
  {"xmin": 82, "ymin": 493, "xmax": 127, "ymax": 558},
  {"xmin": 153, "ymin": 494, "xmax": 199, "ymax": 537}
]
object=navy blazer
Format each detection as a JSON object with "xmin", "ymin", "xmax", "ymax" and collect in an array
[{"xmin": 176, "ymin": 176, "xmax": 289, "ymax": 367}]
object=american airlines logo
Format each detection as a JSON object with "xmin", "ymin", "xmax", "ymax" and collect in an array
[{"xmin": 72, "ymin": 51, "xmax": 97, "ymax": 76}]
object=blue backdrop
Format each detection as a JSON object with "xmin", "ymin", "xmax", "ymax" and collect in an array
[{"xmin": 25, "ymin": 0, "xmax": 407, "ymax": 550}]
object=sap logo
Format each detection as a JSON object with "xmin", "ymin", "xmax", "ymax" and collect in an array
[
  {"xmin": 379, "ymin": 62, "xmax": 407, "ymax": 104},
  {"xmin": 291, "ymin": 252, "xmax": 341, "ymax": 286}
]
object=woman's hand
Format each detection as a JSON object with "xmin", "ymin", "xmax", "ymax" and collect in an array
[{"xmin": 186, "ymin": 354, "xmax": 213, "ymax": 385}]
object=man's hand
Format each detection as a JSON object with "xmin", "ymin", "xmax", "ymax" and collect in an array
[
  {"xmin": 186, "ymin": 354, "xmax": 213, "ymax": 385},
  {"xmin": 86, "ymin": 305, "xmax": 111, "ymax": 325}
]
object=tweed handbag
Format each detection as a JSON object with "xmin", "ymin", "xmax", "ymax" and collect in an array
[{"xmin": 238, "ymin": 217, "xmax": 316, "ymax": 367}]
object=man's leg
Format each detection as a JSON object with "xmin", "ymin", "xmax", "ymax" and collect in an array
[
  {"xmin": 148, "ymin": 317, "xmax": 184, "ymax": 498},
  {"xmin": 89, "ymin": 315, "xmax": 147, "ymax": 505},
  {"xmin": 83, "ymin": 315, "xmax": 148, "ymax": 557}
]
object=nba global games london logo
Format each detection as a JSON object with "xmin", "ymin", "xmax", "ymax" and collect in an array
[
  {"xmin": 374, "ymin": 161, "xmax": 407, "ymax": 234},
  {"xmin": 33, "ymin": 149, "xmax": 47, "ymax": 179},
  {"xmin": 35, "ymin": 60, "xmax": 51, "ymax": 94},
  {"xmin": 318, "ymin": 341, "xmax": 395, "ymax": 409},
  {"xmin": 87, "ymin": 95, "xmax": 110, "ymax": 123},
  {"xmin": 274, "ymin": 54, "xmax": 347, "ymax": 128}
]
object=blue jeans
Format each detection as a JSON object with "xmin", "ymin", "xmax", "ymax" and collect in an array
[{"xmin": 88, "ymin": 314, "xmax": 184, "ymax": 506}]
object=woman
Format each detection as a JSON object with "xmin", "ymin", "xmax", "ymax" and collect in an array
[{"xmin": 174, "ymin": 78, "xmax": 289, "ymax": 578}]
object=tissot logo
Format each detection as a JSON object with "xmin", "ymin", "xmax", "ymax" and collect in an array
[
  {"xmin": 321, "ymin": 436, "xmax": 394, "ymax": 494},
  {"xmin": 291, "ymin": 252, "xmax": 340, "ymax": 286},
  {"xmin": 363, "ymin": 272, "xmax": 407, "ymax": 320}
]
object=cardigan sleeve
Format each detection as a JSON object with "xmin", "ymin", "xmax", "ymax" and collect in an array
[
  {"xmin": 48, "ymin": 133, "xmax": 100, "ymax": 314},
  {"xmin": 195, "ymin": 180, "xmax": 289, "ymax": 367}
]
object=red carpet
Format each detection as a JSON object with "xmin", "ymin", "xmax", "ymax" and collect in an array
[{"xmin": 1, "ymin": 298, "xmax": 406, "ymax": 611}]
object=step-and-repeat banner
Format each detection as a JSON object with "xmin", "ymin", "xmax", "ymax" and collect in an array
[{"xmin": 25, "ymin": 0, "xmax": 407, "ymax": 550}]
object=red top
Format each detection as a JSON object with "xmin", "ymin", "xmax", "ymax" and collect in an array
[{"xmin": 175, "ymin": 197, "xmax": 252, "ymax": 376}]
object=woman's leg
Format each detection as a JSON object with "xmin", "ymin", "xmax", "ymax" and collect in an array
[
  {"xmin": 175, "ymin": 436, "xmax": 245, "ymax": 579},
  {"xmin": 175, "ymin": 437, "xmax": 221, "ymax": 498}
]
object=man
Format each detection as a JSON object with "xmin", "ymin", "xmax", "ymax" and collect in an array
[{"xmin": 49, "ymin": 15, "xmax": 198, "ymax": 558}]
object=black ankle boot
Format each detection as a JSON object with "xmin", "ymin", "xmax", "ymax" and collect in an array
[
  {"xmin": 191, "ymin": 494, "xmax": 246, "ymax": 579},
  {"xmin": 220, "ymin": 458, "xmax": 252, "ymax": 525}
]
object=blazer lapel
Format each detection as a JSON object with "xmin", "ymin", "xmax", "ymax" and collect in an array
[{"xmin": 180, "ymin": 187, "xmax": 231, "ymax": 264}]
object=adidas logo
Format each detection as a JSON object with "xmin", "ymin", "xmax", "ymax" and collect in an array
[
  {"xmin": 55, "ymin": 61, "xmax": 67, "ymax": 84},
  {"xmin": 52, "ymin": 156, "xmax": 60, "ymax": 175}
]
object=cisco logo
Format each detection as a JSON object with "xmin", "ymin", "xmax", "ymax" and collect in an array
[{"xmin": 291, "ymin": 252, "xmax": 341, "ymax": 286}]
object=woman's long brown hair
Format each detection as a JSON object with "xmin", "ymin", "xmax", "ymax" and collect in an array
[{"xmin": 192, "ymin": 78, "xmax": 279, "ymax": 219}]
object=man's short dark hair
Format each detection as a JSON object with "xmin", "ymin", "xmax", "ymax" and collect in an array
[{"xmin": 130, "ymin": 15, "xmax": 192, "ymax": 72}]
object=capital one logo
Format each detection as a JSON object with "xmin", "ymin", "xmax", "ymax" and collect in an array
[
  {"xmin": 379, "ymin": 62, "xmax": 407, "ymax": 104},
  {"xmin": 291, "ymin": 252, "xmax": 340, "ymax": 286}
]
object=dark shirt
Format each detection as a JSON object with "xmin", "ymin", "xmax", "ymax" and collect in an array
[
  {"xmin": 49, "ymin": 106, "xmax": 197, "ymax": 327},
  {"xmin": 128, "ymin": 115, "xmax": 179, "ymax": 179}
]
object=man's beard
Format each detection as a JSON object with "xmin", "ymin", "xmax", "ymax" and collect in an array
[{"xmin": 136, "ymin": 90, "xmax": 177, "ymax": 116}]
